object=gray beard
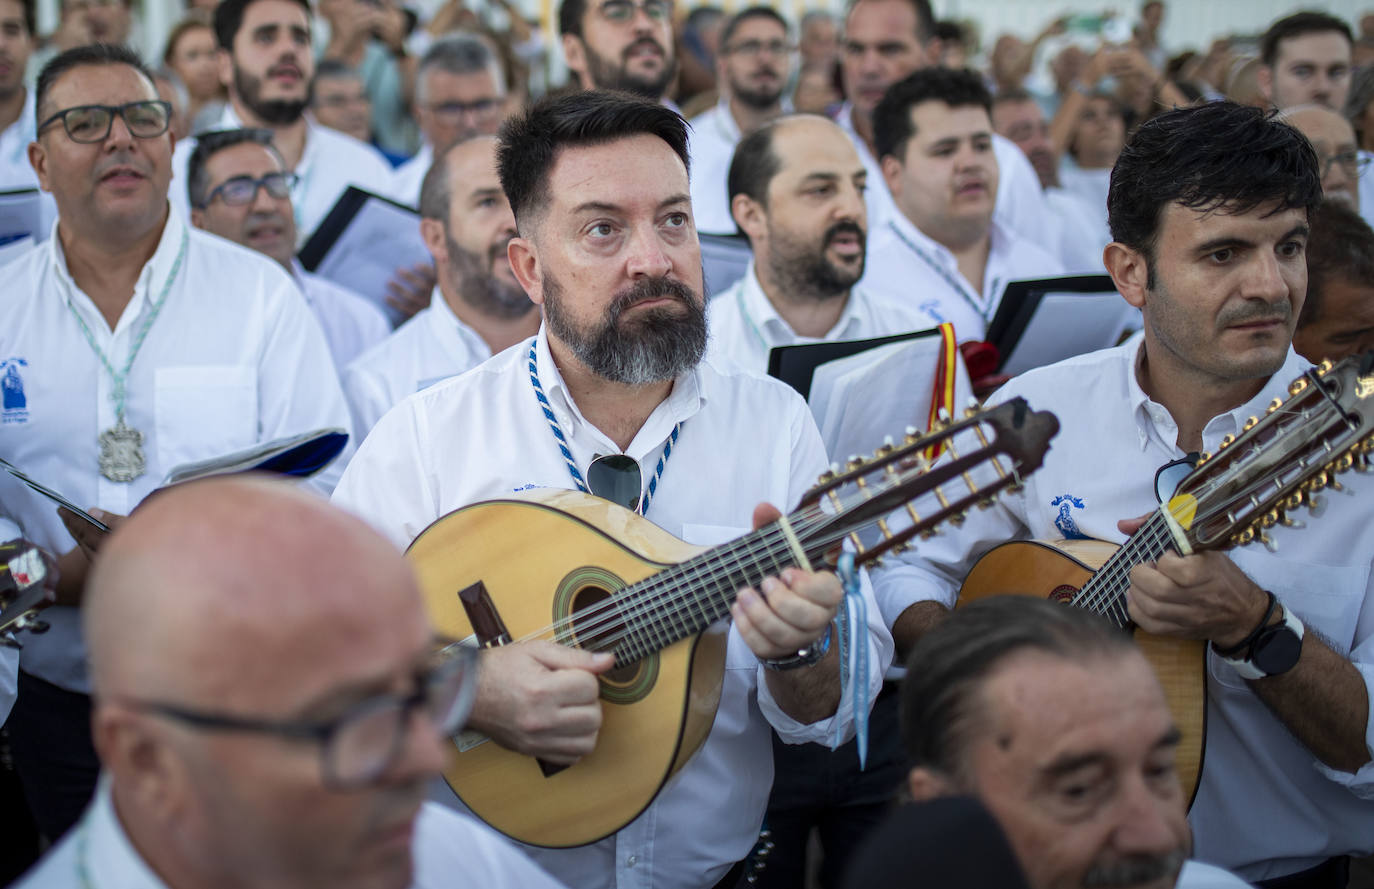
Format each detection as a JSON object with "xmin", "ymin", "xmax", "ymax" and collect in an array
[{"xmin": 542, "ymin": 273, "xmax": 707, "ymax": 385}]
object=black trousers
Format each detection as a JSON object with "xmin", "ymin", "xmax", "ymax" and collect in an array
[
  {"xmin": 7, "ymin": 671, "xmax": 100, "ymax": 845},
  {"xmin": 1255, "ymin": 857, "xmax": 1350, "ymax": 889},
  {"xmin": 745, "ymin": 683, "xmax": 906, "ymax": 889}
]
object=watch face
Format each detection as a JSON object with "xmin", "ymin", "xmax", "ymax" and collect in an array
[{"xmin": 1252, "ymin": 626, "xmax": 1303, "ymax": 676}]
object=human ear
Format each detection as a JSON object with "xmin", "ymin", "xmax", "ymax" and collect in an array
[{"xmin": 1103, "ymin": 241, "xmax": 1149, "ymax": 310}]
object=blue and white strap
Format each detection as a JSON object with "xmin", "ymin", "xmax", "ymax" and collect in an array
[{"xmin": 834, "ymin": 551, "xmax": 871, "ymax": 768}]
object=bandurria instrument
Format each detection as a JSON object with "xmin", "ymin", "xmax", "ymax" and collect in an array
[
  {"xmin": 407, "ymin": 398, "xmax": 1060, "ymax": 847},
  {"xmin": 959, "ymin": 354, "xmax": 1374, "ymax": 808}
]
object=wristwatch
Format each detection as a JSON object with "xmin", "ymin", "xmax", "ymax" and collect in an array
[
  {"xmin": 762, "ymin": 622, "xmax": 832, "ymax": 671},
  {"xmin": 1217, "ymin": 601, "xmax": 1305, "ymax": 680}
]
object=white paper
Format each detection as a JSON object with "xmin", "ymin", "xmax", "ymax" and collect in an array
[
  {"xmin": 310, "ymin": 196, "xmax": 431, "ymax": 326},
  {"xmin": 0, "ymin": 189, "xmax": 51, "ymax": 249},
  {"xmin": 999, "ymin": 294, "xmax": 1140, "ymax": 378}
]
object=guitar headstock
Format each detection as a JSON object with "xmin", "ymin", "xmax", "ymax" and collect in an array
[
  {"xmin": 0, "ymin": 539, "xmax": 57, "ymax": 639},
  {"xmin": 1169, "ymin": 353, "xmax": 1374, "ymax": 552},
  {"xmin": 798, "ymin": 397, "xmax": 1060, "ymax": 566}
]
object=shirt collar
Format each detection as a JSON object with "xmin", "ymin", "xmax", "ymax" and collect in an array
[
  {"xmin": 739, "ymin": 260, "xmax": 864, "ymax": 344},
  {"xmin": 82, "ymin": 778, "xmax": 173, "ymax": 889},
  {"xmin": 48, "ymin": 206, "xmax": 188, "ymax": 322},
  {"xmin": 428, "ymin": 285, "xmax": 493, "ymax": 359}
]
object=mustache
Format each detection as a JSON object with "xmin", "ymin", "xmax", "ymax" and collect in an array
[
  {"xmin": 824, "ymin": 220, "xmax": 865, "ymax": 249},
  {"xmin": 94, "ymin": 152, "xmax": 151, "ymax": 179},
  {"xmin": 607, "ymin": 276, "xmax": 697, "ymax": 320},
  {"xmin": 1083, "ymin": 849, "xmax": 1186, "ymax": 888},
  {"xmin": 1216, "ymin": 299, "xmax": 1292, "ymax": 329},
  {"xmin": 623, "ymin": 37, "xmax": 665, "ymax": 60}
]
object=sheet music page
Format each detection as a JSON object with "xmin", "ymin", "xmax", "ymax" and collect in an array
[
  {"xmin": 999, "ymin": 295, "xmax": 1141, "ymax": 378},
  {"xmin": 309, "ymin": 197, "xmax": 431, "ymax": 326}
]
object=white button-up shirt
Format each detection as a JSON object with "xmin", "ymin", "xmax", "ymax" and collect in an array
[
  {"xmin": 872, "ymin": 337, "xmax": 1374, "ymax": 881},
  {"xmin": 833, "ymin": 102, "xmax": 1058, "ymax": 257},
  {"xmin": 170, "ymin": 106, "xmax": 398, "ymax": 241},
  {"xmin": 1044, "ymin": 186, "xmax": 1111, "ymax": 275},
  {"xmin": 291, "ymin": 260, "xmax": 390, "ymax": 371},
  {"xmin": 706, "ymin": 260, "xmax": 938, "ymax": 375},
  {"xmin": 331, "ymin": 327, "xmax": 892, "ymax": 889},
  {"xmin": 340, "ymin": 288, "xmax": 493, "ymax": 440},
  {"xmin": 393, "ymin": 141, "xmax": 434, "ymax": 209},
  {"xmin": 14, "ymin": 779, "xmax": 570, "ymax": 889},
  {"xmin": 861, "ymin": 211, "xmax": 1064, "ymax": 341},
  {"xmin": 0, "ymin": 209, "xmax": 352, "ymax": 693}
]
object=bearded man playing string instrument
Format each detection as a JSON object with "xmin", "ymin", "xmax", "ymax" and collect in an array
[{"xmin": 0, "ymin": 42, "xmax": 348, "ymax": 850}]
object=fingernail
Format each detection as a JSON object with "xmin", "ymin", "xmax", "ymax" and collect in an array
[
  {"xmin": 738, "ymin": 589, "xmax": 756, "ymax": 605},
  {"xmin": 761, "ymin": 578, "xmax": 778, "ymax": 594}
]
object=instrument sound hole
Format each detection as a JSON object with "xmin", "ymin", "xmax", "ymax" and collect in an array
[{"xmin": 569, "ymin": 585, "xmax": 637, "ymax": 685}]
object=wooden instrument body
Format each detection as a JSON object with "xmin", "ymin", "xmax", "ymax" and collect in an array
[
  {"xmin": 959, "ymin": 539, "xmax": 1206, "ymax": 808},
  {"xmin": 406, "ymin": 489, "xmax": 728, "ymax": 848}
]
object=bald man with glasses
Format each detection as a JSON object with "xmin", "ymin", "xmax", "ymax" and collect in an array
[
  {"xmin": 11, "ymin": 476, "xmax": 566, "ymax": 889},
  {"xmin": 0, "ymin": 43, "xmax": 349, "ymax": 852}
]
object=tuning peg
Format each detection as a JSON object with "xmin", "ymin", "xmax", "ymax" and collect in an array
[
  {"xmin": 977, "ymin": 497, "xmax": 997, "ymax": 509},
  {"xmin": 937, "ymin": 408, "xmax": 952, "ymax": 425},
  {"xmin": 919, "ymin": 527, "xmax": 941, "ymax": 539},
  {"xmin": 1283, "ymin": 493, "xmax": 1304, "ymax": 510},
  {"xmin": 1233, "ymin": 528, "xmax": 1256, "ymax": 546},
  {"xmin": 1335, "ymin": 453, "xmax": 1355, "ymax": 473},
  {"xmin": 1218, "ymin": 434, "xmax": 1236, "ymax": 449},
  {"xmin": 846, "ymin": 455, "xmax": 865, "ymax": 470},
  {"xmin": 1260, "ymin": 510, "xmax": 1279, "ymax": 528},
  {"xmin": 1196, "ymin": 451, "xmax": 1211, "ymax": 465},
  {"xmin": 1257, "ymin": 532, "xmax": 1278, "ymax": 553},
  {"xmin": 876, "ymin": 436, "xmax": 896, "ymax": 456},
  {"xmin": 949, "ymin": 511, "xmax": 967, "ymax": 527},
  {"xmin": 817, "ymin": 469, "xmax": 835, "ymax": 483},
  {"xmin": 1318, "ymin": 359, "xmax": 1334, "ymax": 375},
  {"xmin": 14, "ymin": 614, "xmax": 48, "ymax": 634},
  {"xmin": 1289, "ymin": 378, "xmax": 1309, "ymax": 396},
  {"xmin": 1267, "ymin": 397, "xmax": 1284, "ymax": 414},
  {"xmin": 1306, "ymin": 492, "xmax": 1324, "ymax": 511},
  {"xmin": 1242, "ymin": 416, "xmax": 1259, "ymax": 431}
]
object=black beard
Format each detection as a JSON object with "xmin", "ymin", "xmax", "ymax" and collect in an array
[
  {"xmin": 583, "ymin": 41, "xmax": 677, "ymax": 100},
  {"xmin": 447, "ymin": 233, "xmax": 533, "ymax": 321},
  {"xmin": 766, "ymin": 219, "xmax": 865, "ymax": 302},
  {"xmin": 234, "ymin": 65, "xmax": 308, "ymax": 126},
  {"xmin": 543, "ymin": 274, "xmax": 706, "ymax": 385},
  {"xmin": 729, "ymin": 75, "xmax": 783, "ymax": 111}
]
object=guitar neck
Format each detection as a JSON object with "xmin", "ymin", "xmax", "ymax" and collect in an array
[
  {"xmin": 606, "ymin": 506, "xmax": 831, "ymax": 666},
  {"xmin": 1073, "ymin": 511, "xmax": 1178, "ymax": 628}
]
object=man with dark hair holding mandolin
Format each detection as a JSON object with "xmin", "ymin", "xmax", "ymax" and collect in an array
[
  {"xmin": 332, "ymin": 90, "xmax": 892, "ymax": 889},
  {"xmin": 873, "ymin": 101, "xmax": 1374, "ymax": 889}
]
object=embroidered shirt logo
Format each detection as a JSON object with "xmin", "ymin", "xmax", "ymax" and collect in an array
[
  {"xmin": 1, "ymin": 358, "xmax": 29, "ymax": 424},
  {"xmin": 1051, "ymin": 494, "xmax": 1088, "ymax": 540}
]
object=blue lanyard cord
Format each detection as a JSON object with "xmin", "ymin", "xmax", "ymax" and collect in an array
[
  {"xmin": 886, "ymin": 220, "xmax": 991, "ymax": 325},
  {"xmin": 834, "ymin": 551, "xmax": 871, "ymax": 769},
  {"xmin": 527, "ymin": 341, "xmax": 679, "ymax": 517}
]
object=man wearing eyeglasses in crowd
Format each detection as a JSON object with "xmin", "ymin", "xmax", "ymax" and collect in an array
[
  {"xmin": 559, "ymin": 0, "xmax": 677, "ymax": 105},
  {"xmin": 687, "ymin": 6, "xmax": 791, "ymax": 235},
  {"xmin": 12, "ymin": 476, "xmax": 567, "ymax": 889},
  {"xmin": 0, "ymin": 43, "xmax": 349, "ymax": 855},
  {"xmin": 187, "ymin": 127, "xmax": 390, "ymax": 370},
  {"xmin": 332, "ymin": 90, "xmax": 890, "ymax": 889},
  {"xmin": 873, "ymin": 102, "xmax": 1374, "ymax": 888},
  {"xmin": 1281, "ymin": 104, "xmax": 1365, "ymax": 213}
]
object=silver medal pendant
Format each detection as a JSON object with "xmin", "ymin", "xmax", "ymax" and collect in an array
[{"xmin": 98, "ymin": 419, "xmax": 146, "ymax": 483}]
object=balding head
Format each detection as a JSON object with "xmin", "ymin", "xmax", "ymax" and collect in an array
[
  {"xmin": 84, "ymin": 477, "xmax": 452, "ymax": 889},
  {"xmin": 1280, "ymin": 105, "xmax": 1361, "ymax": 210}
]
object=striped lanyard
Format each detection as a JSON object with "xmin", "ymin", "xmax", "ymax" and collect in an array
[
  {"xmin": 886, "ymin": 219, "xmax": 992, "ymax": 326},
  {"xmin": 527, "ymin": 341, "xmax": 679, "ymax": 517}
]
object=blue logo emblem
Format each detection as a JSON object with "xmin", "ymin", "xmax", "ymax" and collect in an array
[
  {"xmin": 917, "ymin": 300, "xmax": 947, "ymax": 323},
  {"xmin": 1, "ymin": 358, "xmax": 28, "ymax": 424},
  {"xmin": 1051, "ymin": 494, "xmax": 1088, "ymax": 540}
]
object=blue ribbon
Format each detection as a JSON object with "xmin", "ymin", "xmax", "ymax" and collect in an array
[{"xmin": 834, "ymin": 552, "xmax": 870, "ymax": 768}]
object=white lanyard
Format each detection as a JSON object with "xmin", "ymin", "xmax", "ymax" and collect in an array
[{"xmin": 885, "ymin": 219, "xmax": 992, "ymax": 325}]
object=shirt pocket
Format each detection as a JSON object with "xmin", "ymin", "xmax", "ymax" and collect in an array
[
  {"xmin": 154, "ymin": 366, "xmax": 258, "ymax": 470},
  {"xmin": 681, "ymin": 522, "xmax": 760, "ymax": 671},
  {"xmin": 1208, "ymin": 555, "xmax": 1370, "ymax": 692}
]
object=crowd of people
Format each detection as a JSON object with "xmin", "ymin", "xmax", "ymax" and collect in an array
[{"xmin": 0, "ymin": 0, "xmax": 1371, "ymax": 887}]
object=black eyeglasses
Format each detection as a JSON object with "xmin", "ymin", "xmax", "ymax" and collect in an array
[
  {"xmin": 1154, "ymin": 452, "xmax": 1200, "ymax": 505},
  {"xmin": 428, "ymin": 98, "xmax": 502, "ymax": 121},
  {"xmin": 1320, "ymin": 151, "xmax": 1372, "ymax": 180},
  {"xmin": 725, "ymin": 39, "xmax": 794, "ymax": 57},
  {"xmin": 117, "ymin": 642, "xmax": 478, "ymax": 789},
  {"xmin": 37, "ymin": 100, "xmax": 172, "ymax": 144},
  {"xmin": 597, "ymin": 0, "xmax": 670, "ymax": 23},
  {"xmin": 201, "ymin": 172, "xmax": 299, "ymax": 208},
  {"xmin": 587, "ymin": 454, "xmax": 643, "ymax": 512}
]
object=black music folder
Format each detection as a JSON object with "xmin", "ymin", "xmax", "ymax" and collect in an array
[{"xmin": 985, "ymin": 274, "xmax": 1139, "ymax": 377}]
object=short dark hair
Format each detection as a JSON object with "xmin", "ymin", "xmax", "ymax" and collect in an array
[
  {"xmin": 213, "ymin": 0, "xmax": 312, "ymax": 51},
  {"xmin": 36, "ymin": 43, "xmax": 156, "ymax": 128},
  {"xmin": 8, "ymin": 0, "xmax": 35, "ymax": 38},
  {"xmin": 990, "ymin": 86, "xmax": 1036, "ymax": 109},
  {"xmin": 1260, "ymin": 11, "xmax": 1353, "ymax": 68},
  {"xmin": 901, "ymin": 596, "xmax": 1137, "ymax": 782},
  {"xmin": 1107, "ymin": 103, "xmax": 1321, "ymax": 286},
  {"xmin": 417, "ymin": 32, "xmax": 507, "ymax": 105},
  {"xmin": 497, "ymin": 90, "xmax": 689, "ymax": 232},
  {"xmin": 186, "ymin": 127, "xmax": 281, "ymax": 208},
  {"xmin": 719, "ymin": 6, "xmax": 787, "ymax": 50},
  {"xmin": 1343, "ymin": 65, "xmax": 1374, "ymax": 146},
  {"xmin": 845, "ymin": 0, "xmax": 934, "ymax": 45},
  {"xmin": 726, "ymin": 116, "xmax": 787, "ymax": 238},
  {"xmin": 162, "ymin": 16, "xmax": 212, "ymax": 67},
  {"xmin": 872, "ymin": 67, "xmax": 991, "ymax": 162},
  {"xmin": 1301, "ymin": 199, "xmax": 1374, "ymax": 328},
  {"xmin": 558, "ymin": 0, "xmax": 588, "ymax": 38},
  {"xmin": 312, "ymin": 57, "xmax": 359, "ymax": 85}
]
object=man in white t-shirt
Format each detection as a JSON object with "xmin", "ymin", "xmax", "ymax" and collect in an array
[
  {"xmin": 333, "ymin": 90, "xmax": 890, "ymax": 889},
  {"xmin": 861, "ymin": 68, "xmax": 1063, "ymax": 342},
  {"xmin": 343, "ymin": 134, "xmax": 539, "ymax": 437},
  {"xmin": 708, "ymin": 113, "xmax": 934, "ymax": 375},
  {"xmin": 687, "ymin": 7, "xmax": 791, "ymax": 235},
  {"xmin": 186, "ymin": 127, "xmax": 389, "ymax": 370},
  {"xmin": 12, "ymin": 477, "xmax": 567, "ymax": 889},
  {"xmin": 1, "ymin": 43, "xmax": 350, "ymax": 849},
  {"xmin": 168, "ymin": 0, "xmax": 396, "ymax": 242}
]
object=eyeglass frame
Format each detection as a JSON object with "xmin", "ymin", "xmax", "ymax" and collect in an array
[
  {"xmin": 1154, "ymin": 452, "xmax": 1201, "ymax": 506},
  {"xmin": 425, "ymin": 98, "xmax": 503, "ymax": 120},
  {"xmin": 723, "ymin": 39, "xmax": 795, "ymax": 58},
  {"xmin": 36, "ymin": 100, "xmax": 173, "ymax": 144},
  {"xmin": 198, "ymin": 171, "xmax": 300, "ymax": 209},
  {"xmin": 110, "ymin": 641, "xmax": 479, "ymax": 789},
  {"xmin": 594, "ymin": 0, "xmax": 671, "ymax": 24},
  {"xmin": 1318, "ymin": 150, "xmax": 1372, "ymax": 180}
]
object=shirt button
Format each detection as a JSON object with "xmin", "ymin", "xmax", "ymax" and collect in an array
[{"xmin": 627, "ymin": 855, "xmax": 638, "ymax": 867}]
